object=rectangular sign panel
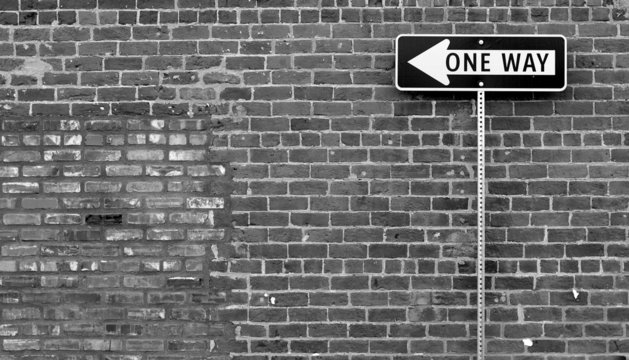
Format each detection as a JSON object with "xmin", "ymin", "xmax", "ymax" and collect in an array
[{"xmin": 395, "ymin": 35, "xmax": 567, "ymax": 92}]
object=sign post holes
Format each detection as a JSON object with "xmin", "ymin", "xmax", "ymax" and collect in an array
[
  {"xmin": 395, "ymin": 35, "xmax": 567, "ymax": 360},
  {"xmin": 476, "ymin": 90, "xmax": 485, "ymax": 359}
]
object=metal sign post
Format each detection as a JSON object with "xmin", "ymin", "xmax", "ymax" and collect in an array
[{"xmin": 476, "ymin": 90, "xmax": 486, "ymax": 360}]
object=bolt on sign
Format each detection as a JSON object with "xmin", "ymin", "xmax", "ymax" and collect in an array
[{"xmin": 395, "ymin": 35, "xmax": 567, "ymax": 92}]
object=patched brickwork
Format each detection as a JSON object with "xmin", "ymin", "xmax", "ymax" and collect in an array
[
  {"xmin": 0, "ymin": 117, "xmax": 235, "ymax": 357},
  {"xmin": 0, "ymin": 0, "xmax": 629, "ymax": 359}
]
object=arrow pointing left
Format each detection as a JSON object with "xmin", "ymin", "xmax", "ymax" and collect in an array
[
  {"xmin": 408, "ymin": 39, "xmax": 451, "ymax": 86},
  {"xmin": 408, "ymin": 39, "xmax": 556, "ymax": 86}
]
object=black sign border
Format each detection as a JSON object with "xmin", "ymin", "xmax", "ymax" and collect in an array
[{"xmin": 395, "ymin": 34, "xmax": 567, "ymax": 92}]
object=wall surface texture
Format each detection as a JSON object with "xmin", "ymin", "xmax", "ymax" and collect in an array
[{"xmin": 0, "ymin": 1, "xmax": 628, "ymax": 359}]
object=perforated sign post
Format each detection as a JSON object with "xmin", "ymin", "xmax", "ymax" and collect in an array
[{"xmin": 395, "ymin": 34, "xmax": 567, "ymax": 360}]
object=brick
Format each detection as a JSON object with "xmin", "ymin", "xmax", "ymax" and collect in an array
[
  {"xmin": 3, "ymin": 213, "xmax": 41, "ymax": 225},
  {"xmin": 187, "ymin": 197, "xmax": 224, "ymax": 209},
  {"xmin": 60, "ymin": 0, "xmax": 96, "ymax": 8},
  {"xmin": 0, "ymin": 0, "xmax": 18, "ymax": 10},
  {"xmin": 126, "ymin": 339, "xmax": 165, "ymax": 352},
  {"xmin": 3, "ymin": 182, "xmax": 39, "ymax": 193},
  {"xmin": 127, "ymin": 150, "xmax": 164, "ymax": 161},
  {"xmin": 99, "ymin": 0, "xmax": 135, "ymax": 8},
  {"xmin": 138, "ymin": 0, "xmax": 174, "ymax": 7},
  {"xmin": 0, "ymin": 166, "xmax": 18, "ymax": 177},
  {"xmin": 18, "ymin": 89, "xmax": 54, "ymax": 101},
  {"xmin": 84, "ymin": 181, "xmax": 122, "ymax": 193},
  {"xmin": 3, "ymin": 339, "xmax": 40, "ymax": 351},
  {"xmin": 44, "ymin": 214, "xmax": 82, "ymax": 225},
  {"xmin": 169, "ymin": 150, "xmax": 206, "ymax": 161},
  {"xmin": 104, "ymin": 57, "xmax": 143, "ymax": 70},
  {"xmin": 220, "ymin": 87, "xmax": 252, "ymax": 100}
]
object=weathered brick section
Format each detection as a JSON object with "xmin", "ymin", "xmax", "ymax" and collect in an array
[
  {"xmin": 0, "ymin": 117, "xmax": 236, "ymax": 357},
  {"xmin": 0, "ymin": 0, "xmax": 628, "ymax": 359}
]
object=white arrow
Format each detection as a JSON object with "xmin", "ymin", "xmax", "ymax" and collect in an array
[
  {"xmin": 408, "ymin": 39, "xmax": 555, "ymax": 86},
  {"xmin": 408, "ymin": 39, "xmax": 452, "ymax": 85}
]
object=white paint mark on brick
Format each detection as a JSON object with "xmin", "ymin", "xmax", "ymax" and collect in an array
[{"xmin": 14, "ymin": 58, "xmax": 54, "ymax": 84}]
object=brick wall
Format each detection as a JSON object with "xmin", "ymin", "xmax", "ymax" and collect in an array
[
  {"xmin": 0, "ymin": 0, "xmax": 628, "ymax": 359},
  {"xmin": 0, "ymin": 117, "xmax": 236, "ymax": 358}
]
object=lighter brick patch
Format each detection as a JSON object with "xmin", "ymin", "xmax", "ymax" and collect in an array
[
  {"xmin": 0, "ymin": 324, "xmax": 18, "ymax": 336},
  {"xmin": 169, "ymin": 150, "xmax": 206, "ymax": 161},
  {"xmin": 44, "ymin": 135, "xmax": 61, "ymax": 146},
  {"xmin": 2, "ymin": 182, "xmax": 39, "ymax": 193},
  {"xmin": 3, "ymin": 339, "xmax": 40, "ymax": 351},
  {"xmin": 43, "ymin": 182, "xmax": 80, "ymax": 193},
  {"xmin": 105, "ymin": 229, "xmax": 143, "ymax": 241},
  {"xmin": 187, "ymin": 197, "xmax": 225, "ymax": 209},
  {"xmin": 59, "ymin": 120, "xmax": 80, "ymax": 131},
  {"xmin": 0, "ymin": 166, "xmax": 18, "ymax": 177},
  {"xmin": 44, "ymin": 150, "xmax": 81, "ymax": 161},
  {"xmin": 187, "ymin": 229, "xmax": 225, "ymax": 241},
  {"xmin": 63, "ymin": 135, "xmax": 82, "ymax": 146},
  {"xmin": 44, "ymin": 214, "xmax": 82, "ymax": 225},
  {"xmin": 127, "ymin": 150, "xmax": 164, "ymax": 161},
  {"xmin": 0, "ymin": 260, "xmax": 17, "ymax": 272},
  {"xmin": 3, "ymin": 213, "xmax": 40, "ymax": 225}
]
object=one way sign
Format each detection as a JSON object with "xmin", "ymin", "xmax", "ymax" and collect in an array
[{"xmin": 395, "ymin": 35, "xmax": 566, "ymax": 92}]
